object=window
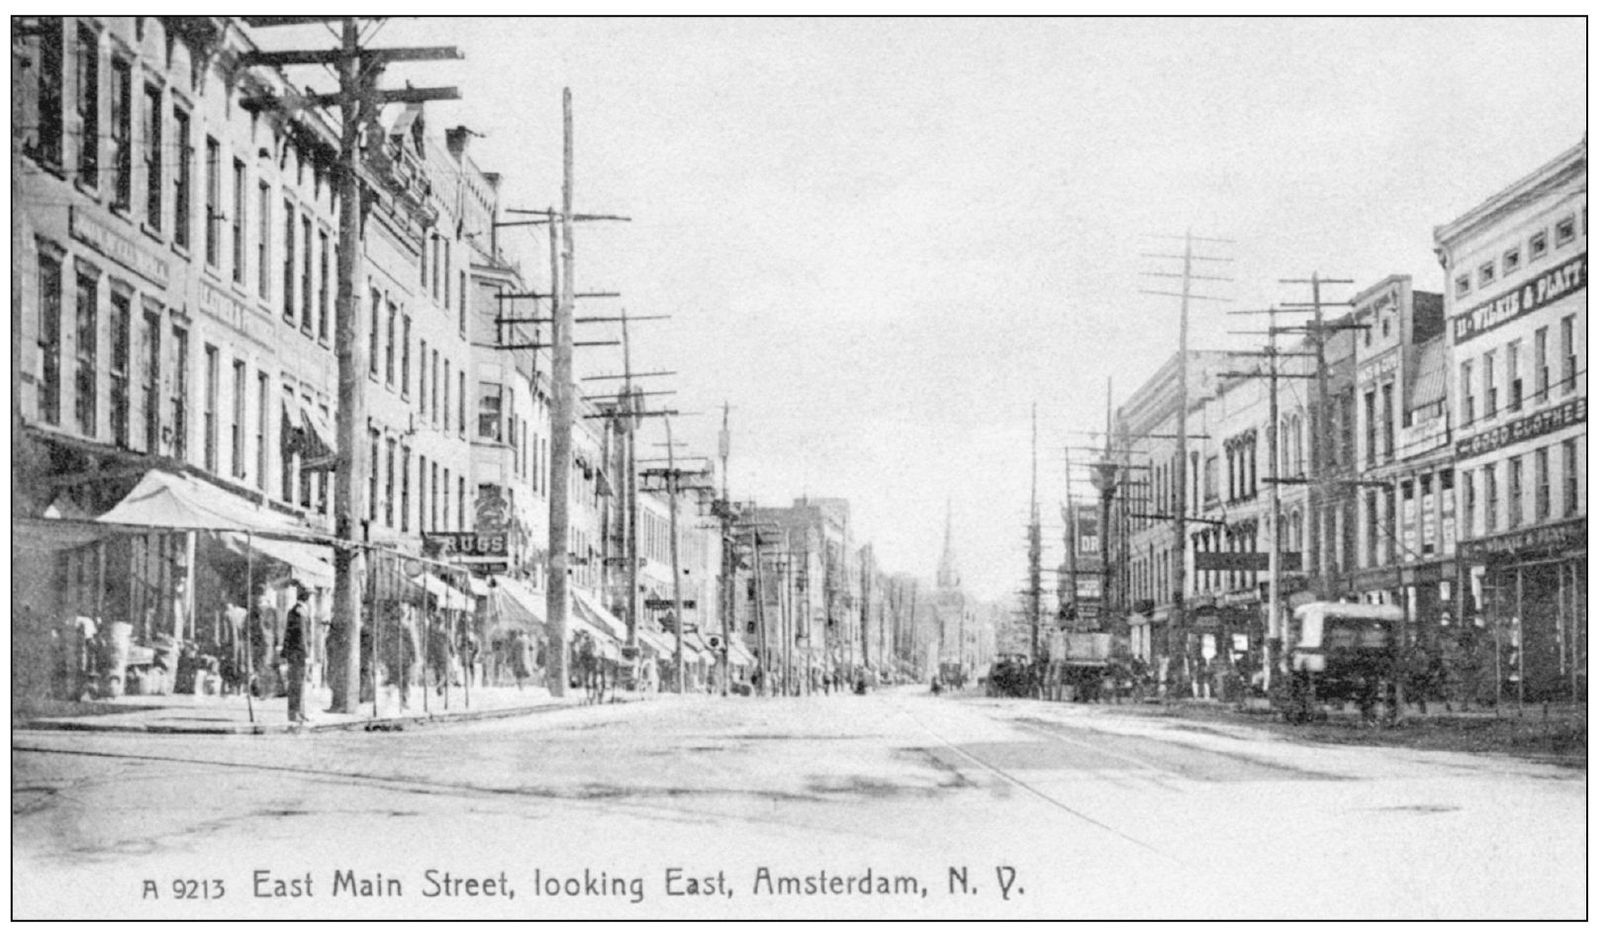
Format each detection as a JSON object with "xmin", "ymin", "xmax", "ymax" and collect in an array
[
  {"xmin": 368, "ymin": 428, "xmax": 379, "ymax": 522},
  {"xmin": 431, "ymin": 349, "xmax": 440, "ymax": 425},
  {"xmin": 1454, "ymin": 274, "xmax": 1470, "ymax": 299},
  {"xmin": 1363, "ymin": 390, "xmax": 1376, "ymax": 466},
  {"xmin": 1502, "ymin": 247, "xmax": 1520, "ymax": 276},
  {"xmin": 368, "ymin": 289, "xmax": 381, "ymax": 376},
  {"xmin": 317, "ymin": 231, "xmax": 330, "ymax": 342},
  {"xmin": 1561, "ymin": 315, "xmax": 1577, "ymax": 392},
  {"xmin": 384, "ymin": 438, "xmax": 396, "ymax": 528},
  {"xmin": 1460, "ymin": 360, "xmax": 1475, "ymax": 425},
  {"xmin": 36, "ymin": 250, "xmax": 62, "ymax": 425},
  {"xmin": 401, "ymin": 320, "xmax": 412, "ymax": 398},
  {"xmin": 1461, "ymin": 471, "xmax": 1475, "ymax": 538},
  {"xmin": 442, "ymin": 360, "xmax": 451, "ymax": 431},
  {"xmin": 74, "ymin": 270, "xmax": 98, "ymax": 436},
  {"xmin": 231, "ymin": 160, "xmax": 246, "ymax": 283},
  {"xmin": 204, "ymin": 137, "xmax": 220, "ymax": 266},
  {"xmin": 401, "ymin": 445, "xmax": 411, "ymax": 533},
  {"xmin": 458, "ymin": 371, "xmax": 466, "ymax": 436},
  {"xmin": 1536, "ymin": 447, "xmax": 1551, "ymax": 521},
  {"xmin": 458, "ymin": 476, "xmax": 466, "ymax": 531},
  {"xmin": 443, "ymin": 240, "xmax": 451, "ymax": 306},
  {"xmin": 458, "ymin": 271, "xmax": 467, "ymax": 335},
  {"xmin": 418, "ymin": 337, "xmax": 427, "ymax": 411},
  {"xmin": 256, "ymin": 184, "xmax": 270, "ymax": 297},
  {"xmin": 1478, "ymin": 262, "xmax": 1495, "ymax": 287},
  {"xmin": 417, "ymin": 456, "xmax": 427, "ymax": 532},
  {"xmin": 202, "ymin": 344, "xmax": 218, "ymax": 472},
  {"xmin": 317, "ymin": 403, "xmax": 330, "ymax": 514},
  {"xmin": 1381, "ymin": 313, "xmax": 1391, "ymax": 339},
  {"xmin": 172, "ymin": 107, "xmax": 191, "ymax": 248},
  {"xmin": 256, "ymin": 372, "xmax": 269, "ymax": 490},
  {"xmin": 109, "ymin": 289, "xmax": 130, "ymax": 448},
  {"xmin": 1556, "ymin": 214, "xmax": 1576, "ymax": 247},
  {"xmin": 431, "ymin": 234, "xmax": 441, "ymax": 301},
  {"xmin": 1382, "ymin": 488, "xmax": 1396, "ymax": 565},
  {"xmin": 170, "ymin": 326, "xmax": 188, "ymax": 461},
  {"xmin": 141, "ymin": 308, "xmax": 160, "ymax": 451},
  {"xmin": 143, "ymin": 83, "xmax": 160, "ymax": 227},
  {"xmin": 1482, "ymin": 464, "xmax": 1497, "ymax": 534},
  {"xmin": 478, "ymin": 381, "xmax": 503, "ymax": 440},
  {"xmin": 1381, "ymin": 383, "xmax": 1394, "ymax": 460},
  {"xmin": 1482, "ymin": 351, "xmax": 1496, "ymax": 419},
  {"xmin": 23, "ymin": 18, "xmax": 64, "ymax": 167},
  {"xmin": 384, "ymin": 302, "xmax": 397, "ymax": 387},
  {"xmin": 282, "ymin": 200, "xmax": 296, "ymax": 321},
  {"xmin": 1535, "ymin": 327, "xmax": 1550, "ymax": 403},
  {"xmin": 75, "ymin": 24, "xmax": 98, "ymax": 186},
  {"xmin": 110, "ymin": 57, "xmax": 131, "ymax": 210},
  {"xmin": 1561, "ymin": 439, "xmax": 1578, "ymax": 516},
  {"xmin": 300, "ymin": 216, "xmax": 313, "ymax": 332},
  {"xmin": 231, "ymin": 360, "xmax": 246, "ymax": 478},
  {"xmin": 1508, "ymin": 456, "xmax": 1524, "ymax": 529},
  {"xmin": 1507, "ymin": 340, "xmax": 1523, "ymax": 412},
  {"xmin": 430, "ymin": 463, "xmax": 440, "ymax": 531},
  {"xmin": 1529, "ymin": 230, "xmax": 1548, "ymax": 261}
]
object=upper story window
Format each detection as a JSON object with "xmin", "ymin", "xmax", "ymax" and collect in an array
[
  {"xmin": 75, "ymin": 23, "xmax": 99, "ymax": 187},
  {"xmin": 1529, "ymin": 230, "xmax": 1548, "ymax": 261},
  {"xmin": 1555, "ymin": 214, "xmax": 1577, "ymax": 247},
  {"xmin": 1502, "ymin": 247, "xmax": 1520, "ymax": 276},
  {"xmin": 109, "ymin": 56, "xmax": 132, "ymax": 211},
  {"xmin": 19, "ymin": 17, "xmax": 65, "ymax": 169},
  {"xmin": 203, "ymin": 137, "xmax": 221, "ymax": 267},
  {"xmin": 172, "ymin": 106, "xmax": 191, "ymax": 249},
  {"xmin": 1454, "ymin": 274, "xmax": 1471, "ymax": 299},
  {"xmin": 1477, "ymin": 262, "xmax": 1495, "ymax": 288},
  {"xmin": 143, "ymin": 83, "xmax": 161, "ymax": 229}
]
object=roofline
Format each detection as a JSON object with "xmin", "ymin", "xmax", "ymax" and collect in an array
[{"xmin": 1432, "ymin": 137, "xmax": 1587, "ymax": 249}]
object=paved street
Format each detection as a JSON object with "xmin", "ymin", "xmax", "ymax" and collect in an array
[{"xmin": 12, "ymin": 688, "xmax": 1583, "ymax": 920}]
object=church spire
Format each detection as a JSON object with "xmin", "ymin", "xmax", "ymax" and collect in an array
[{"xmin": 937, "ymin": 498, "xmax": 960, "ymax": 589}]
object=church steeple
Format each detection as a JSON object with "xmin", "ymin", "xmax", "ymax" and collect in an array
[{"xmin": 937, "ymin": 499, "xmax": 960, "ymax": 589}]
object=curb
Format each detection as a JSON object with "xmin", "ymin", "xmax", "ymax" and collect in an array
[{"xmin": 22, "ymin": 695, "xmax": 609, "ymax": 736}]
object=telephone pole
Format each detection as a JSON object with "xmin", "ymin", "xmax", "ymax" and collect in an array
[
  {"xmin": 1141, "ymin": 230, "xmax": 1231, "ymax": 686},
  {"xmin": 1027, "ymin": 403, "xmax": 1042, "ymax": 664},
  {"xmin": 241, "ymin": 17, "xmax": 460, "ymax": 713}
]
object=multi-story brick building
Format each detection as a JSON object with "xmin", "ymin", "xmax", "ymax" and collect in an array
[{"xmin": 1433, "ymin": 139, "xmax": 1587, "ymax": 701}]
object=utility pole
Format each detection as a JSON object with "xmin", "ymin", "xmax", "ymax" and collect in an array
[
  {"xmin": 718, "ymin": 402, "xmax": 733, "ymax": 696},
  {"xmin": 1141, "ymin": 230, "xmax": 1231, "ymax": 690},
  {"xmin": 544, "ymin": 90, "xmax": 578, "ymax": 697},
  {"xmin": 1027, "ymin": 403, "xmax": 1042, "ymax": 665},
  {"xmin": 242, "ymin": 17, "xmax": 460, "ymax": 713},
  {"xmin": 664, "ymin": 415, "xmax": 684, "ymax": 693},
  {"xmin": 1278, "ymin": 273, "xmax": 1356, "ymax": 601}
]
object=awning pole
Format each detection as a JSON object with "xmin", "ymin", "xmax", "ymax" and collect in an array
[
  {"xmin": 419, "ymin": 558, "xmax": 429, "ymax": 716},
  {"xmin": 244, "ymin": 531, "xmax": 255, "ymax": 724}
]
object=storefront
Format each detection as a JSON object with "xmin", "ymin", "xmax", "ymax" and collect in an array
[{"xmin": 1463, "ymin": 517, "xmax": 1587, "ymax": 703}]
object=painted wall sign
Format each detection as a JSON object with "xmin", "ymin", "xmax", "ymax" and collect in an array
[
  {"xmin": 1460, "ymin": 517, "xmax": 1587, "ymax": 561},
  {"xmin": 1454, "ymin": 397, "xmax": 1586, "ymax": 458},
  {"xmin": 1451, "ymin": 253, "xmax": 1586, "ymax": 344},
  {"xmin": 69, "ymin": 207, "xmax": 171, "ymax": 287},
  {"xmin": 425, "ymin": 532, "xmax": 508, "ymax": 557}
]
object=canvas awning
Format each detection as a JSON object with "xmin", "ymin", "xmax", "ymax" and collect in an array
[
  {"xmin": 408, "ymin": 573, "xmax": 473, "ymax": 611},
  {"xmin": 635, "ymin": 625, "xmax": 677, "ymax": 658},
  {"xmin": 727, "ymin": 637, "xmax": 759, "ymax": 668},
  {"xmin": 96, "ymin": 469, "xmax": 310, "ymax": 537},
  {"xmin": 221, "ymin": 533, "xmax": 335, "ymax": 586},
  {"xmin": 571, "ymin": 588, "xmax": 629, "ymax": 641},
  {"xmin": 13, "ymin": 516, "xmax": 130, "ymax": 556},
  {"xmin": 282, "ymin": 394, "xmax": 336, "ymax": 472},
  {"xmin": 490, "ymin": 577, "xmax": 545, "ymax": 631}
]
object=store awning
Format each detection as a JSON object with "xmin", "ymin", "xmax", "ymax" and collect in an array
[
  {"xmin": 13, "ymin": 516, "xmax": 128, "ymax": 556},
  {"xmin": 96, "ymin": 469, "xmax": 309, "ymax": 537},
  {"xmin": 572, "ymin": 588, "xmax": 630, "ymax": 641},
  {"xmin": 635, "ymin": 625, "xmax": 677, "ymax": 658},
  {"xmin": 221, "ymin": 533, "xmax": 335, "ymax": 586},
  {"xmin": 490, "ymin": 577, "xmax": 545, "ymax": 631},
  {"xmin": 466, "ymin": 575, "xmax": 491, "ymax": 598},
  {"xmin": 407, "ymin": 573, "xmax": 473, "ymax": 611},
  {"xmin": 282, "ymin": 394, "xmax": 336, "ymax": 472},
  {"xmin": 727, "ymin": 637, "xmax": 759, "ymax": 668}
]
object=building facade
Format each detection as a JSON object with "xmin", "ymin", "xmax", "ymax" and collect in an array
[{"xmin": 1433, "ymin": 139, "xmax": 1587, "ymax": 702}]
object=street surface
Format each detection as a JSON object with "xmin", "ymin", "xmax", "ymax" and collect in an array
[{"xmin": 12, "ymin": 688, "xmax": 1584, "ymax": 919}]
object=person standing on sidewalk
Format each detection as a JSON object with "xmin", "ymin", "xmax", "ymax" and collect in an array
[{"xmin": 281, "ymin": 584, "xmax": 310, "ymax": 724}]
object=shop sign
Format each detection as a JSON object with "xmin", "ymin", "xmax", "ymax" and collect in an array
[
  {"xmin": 1400, "ymin": 413, "xmax": 1448, "ymax": 458},
  {"xmin": 1451, "ymin": 253, "xmax": 1587, "ymax": 345},
  {"xmin": 69, "ymin": 207, "xmax": 171, "ymax": 287},
  {"xmin": 424, "ymin": 531, "xmax": 509, "ymax": 558},
  {"xmin": 1459, "ymin": 517, "xmax": 1587, "ymax": 561},
  {"xmin": 199, "ymin": 280, "xmax": 274, "ymax": 347},
  {"xmin": 1454, "ymin": 397, "xmax": 1586, "ymax": 458},
  {"xmin": 1419, "ymin": 486, "xmax": 1437, "ymax": 555},
  {"xmin": 1196, "ymin": 551, "xmax": 1303, "ymax": 572}
]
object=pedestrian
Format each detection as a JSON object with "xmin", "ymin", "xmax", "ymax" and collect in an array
[
  {"xmin": 386, "ymin": 603, "xmax": 421, "ymax": 709},
  {"xmin": 1402, "ymin": 636, "xmax": 1434, "ymax": 715},
  {"xmin": 510, "ymin": 629, "xmax": 533, "ymax": 690},
  {"xmin": 281, "ymin": 583, "xmax": 310, "ymax": 723}
]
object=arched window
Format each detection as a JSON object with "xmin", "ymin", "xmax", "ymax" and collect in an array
[{"xmin": 1289, "ymin": 414, "xmax": 1304, "ymax": 476}]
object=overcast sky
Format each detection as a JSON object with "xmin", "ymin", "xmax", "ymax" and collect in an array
[{"xmin": 264, "ymin": 16, "xmax": 1584, "ymax": 601}]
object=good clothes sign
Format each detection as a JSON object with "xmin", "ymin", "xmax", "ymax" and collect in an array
[{"xmin": 1452, "ymin": 252, "xmax": 1586, "ymax": 345}]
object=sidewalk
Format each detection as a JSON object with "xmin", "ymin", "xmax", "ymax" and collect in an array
[{"xmin": 18, "ymin": 683, "xmax": 622, "ymax": 735}]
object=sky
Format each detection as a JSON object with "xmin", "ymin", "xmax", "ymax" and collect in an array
[{"xmin": 259, "ymin": 16, "xmax": 1584, "ymax": 601}]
